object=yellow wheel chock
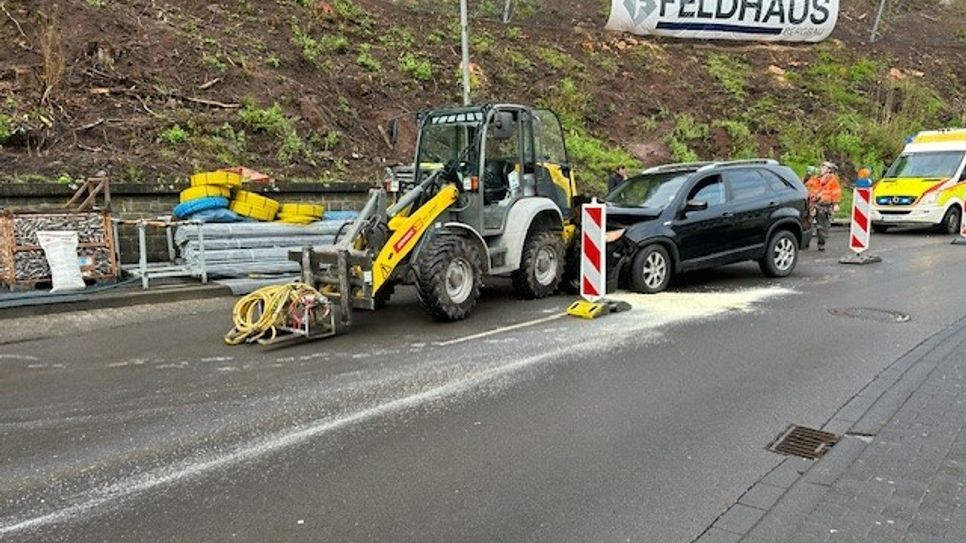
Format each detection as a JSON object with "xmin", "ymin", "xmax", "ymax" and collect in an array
[{"xmin": 566, "ymin": 299, "xmax": 632, "ymax": 320}]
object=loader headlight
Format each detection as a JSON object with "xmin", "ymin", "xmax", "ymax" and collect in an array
[{"xmin": 605, "ymin": 229, "xmax": 626, "ymax": 243}]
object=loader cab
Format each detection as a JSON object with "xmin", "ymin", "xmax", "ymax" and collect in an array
[{"xmin": 413, "ymin": 105, "xmax": 576, "ymax": 235}]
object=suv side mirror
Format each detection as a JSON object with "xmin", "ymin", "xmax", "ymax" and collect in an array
[{"xmin": 684, "ymin": 199, "xmax": 709, "ymax": 212}]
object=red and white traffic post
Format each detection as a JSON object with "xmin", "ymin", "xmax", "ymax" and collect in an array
[
  {"xmin": 840, "ymin": 168, "xmax": 882, "ymax": 265},
  {"xmin": 579, "ymin": 199, "xmax": 606, "ymax": 302}
]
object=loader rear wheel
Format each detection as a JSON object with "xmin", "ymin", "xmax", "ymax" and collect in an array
[
  {"xmin": 415, "ymin": 234, "xmax": 482, "ymax": 321},
  {"xmin": 512, "ymin": 230, "xmax": 563, "ymax": 299}
]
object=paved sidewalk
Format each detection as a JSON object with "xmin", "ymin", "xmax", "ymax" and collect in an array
[
  {"xmin": 696, "ymin": 316, "xmax": 966, "ymax": 543},
  {"xmin": 788, "ymin": 329, "xmax": 966, "ymax": 542}
]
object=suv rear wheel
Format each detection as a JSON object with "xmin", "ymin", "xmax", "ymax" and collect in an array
[
  {"xmin": 630, "ymin": 244, "xmax": 672, "ymax": 294},
  {"xmin": 759, "ymin": 230, "xmax": 798, "ymax": 277}
]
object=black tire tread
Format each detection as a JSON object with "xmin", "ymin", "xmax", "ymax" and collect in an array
[
  {"xmin": 511, "ymin": 230, "xmax": 564, "ymax": 299},
  {"xmin": 759, "ymin": 230, "xmax": 798, "ymax": 278},
  {"xmin": 414, "ymin": 234, "xmax": 482, "ymax": 322},
  {"xmin": 629, "ymin": 244, "xmax": 672, "ymax": 294}
]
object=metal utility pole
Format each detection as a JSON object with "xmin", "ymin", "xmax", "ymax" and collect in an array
[
  {"xmin": 870, "ymin": 0, "xmax": 887, "ymax": 43},
  {"xmin": 460, "ymin": 0, "xmax": 472, "ymax": 106}
]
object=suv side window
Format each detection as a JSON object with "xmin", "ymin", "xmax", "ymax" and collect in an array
[
  {"xmin": 760, "ymin": 170, "xmax": 791, "ymax": 192},
  {"xmin": 726, "ymin": 169, "xmax": 770, "ymax": 201},
  {"xmin": 688, "ymin": 175, "xmax": 726, "ymax": 207}
]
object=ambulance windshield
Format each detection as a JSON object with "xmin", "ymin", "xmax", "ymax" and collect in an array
[{"xmin": 885, "ymin": 151, "xmax": 965, "ymax": 179}]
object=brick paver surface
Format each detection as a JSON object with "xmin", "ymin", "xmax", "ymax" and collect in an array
[{"xmin": 789, "ymin": 338, "xmax": 966, "ymax": 542}]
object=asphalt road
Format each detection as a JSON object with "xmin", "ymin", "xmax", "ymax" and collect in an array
[{"xmin": 1, "ymin": 228, "xmax": 964, "ymax": 543}]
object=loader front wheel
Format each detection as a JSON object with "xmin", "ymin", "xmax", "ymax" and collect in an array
[
  {"xmin": 415, "ymin": 234, "xmax": 483, "ymax": 321},
  {"xmin": 512, "ymin": 230, "xmax": 563, "ymax": 299}
]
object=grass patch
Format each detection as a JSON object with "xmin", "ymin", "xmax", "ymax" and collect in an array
[
  {"xmin": 0, "ymin": 113, "xmax": 12, "ymax": 143},
  {"xmin": 665, "ymin": 114, "xmax": 710, "ymax": 162},
  {"xmin": 706, "ymin": 54, "xmax": 750, "ymax": 99},
  {"xmin": 714, "ymin": 119, "xmax": 757, "ymax": 159},
  {"xmin": 356, "ymin": 44, "xmax": 382, "ymax": 72},
  {"xmin": 158, "ymin": 125, "xmax": 189, "ymax": 146},
  {"xmin": 399, "ymin": 53, "xmax": 432, "ymax": 81},
  {"xmin": 291, "ymin": 24, "xmax": 348, "ymax": 64},
  {"xmin": 536, "ymin": 46, "xmax": 582, "ymax": 71}
]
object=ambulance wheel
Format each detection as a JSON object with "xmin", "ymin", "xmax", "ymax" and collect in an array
[
  {"xmin": 938, "ymin": 206, "xmax": 961, "ymax": 235},
  {"xmin": 630, "ymin": 244, "xmax": 671, "ymax": 294},
  {"xmin": 415, "ymin": 234, "xmax": 482, "ymax": 322},
  {"xmin": 872, "ymin": 224, "xmax": 890, "ymax": 234}
]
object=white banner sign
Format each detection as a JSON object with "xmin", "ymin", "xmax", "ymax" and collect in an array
[{"xmin": 606, "ymin": 0, "xmax": 839, "ymax": 42}]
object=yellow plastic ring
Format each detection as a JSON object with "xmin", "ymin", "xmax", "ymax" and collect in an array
[
  {"xmin": 190, "ymin": 171, "xmax": 243, "ymax": 187},
  {"xmin": 230, "ymin": 200, "xmax": 277, "ymax": 221},
  {"xmin": 180, "ymin": 185, "xmax": 231, "ymax": 203},
  {"xmin": 276, "ymin": 213, "xmax": 317, "ymax": 225},
  {"xmin": 234, "ymin": 190, "xmax": 281, "ymax": 213},
  {"xmin": 280, "ymin": 203, "xmax": 325, "ymax": 218}
]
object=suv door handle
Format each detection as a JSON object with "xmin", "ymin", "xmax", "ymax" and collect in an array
[{"xmin": 721, "ymin": 211, "xmax": 734, "ymax": 217}]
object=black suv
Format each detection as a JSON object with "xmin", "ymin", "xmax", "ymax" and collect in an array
[{"xmin": 604, "ymin": 160, "xmax": 811, "ymax": 293}]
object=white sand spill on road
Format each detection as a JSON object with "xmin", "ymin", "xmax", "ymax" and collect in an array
[
  {"xmin": 607, "ymin": 287, "xmax": 795, "ymax": 329},
  {"xmin": 0, "ymin": 287, "xmax": 792, "ymax": 537}
]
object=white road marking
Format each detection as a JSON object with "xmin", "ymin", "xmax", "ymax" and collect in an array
[
  {"xmin": 0, "ymin": 287, "xmax": 791, "ymax": 536},
  {"xmin": 436, "ymin": 313, "xmax": 567, "ymax": 346},
  {"xmin": 0, "ymin": 354, "xmax": 38, "ymax": 361}
]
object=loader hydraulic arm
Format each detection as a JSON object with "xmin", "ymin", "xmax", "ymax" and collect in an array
[{"xmin": 372, "ymin": 183, "xmax": 460, "ymax": 293}]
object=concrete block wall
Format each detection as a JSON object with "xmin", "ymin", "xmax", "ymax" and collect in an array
[{"xmin": 0, "ymin": 182, "xmax": 372, "ymax": 264}]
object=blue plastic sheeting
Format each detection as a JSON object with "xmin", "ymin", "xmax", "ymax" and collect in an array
[
  {"xmin": 323, "ymin": 210, "xmax": 360, "ymax": 221},
  {"xmin": 173, "ymin": 197, "xmax": 229, "ymax": 219},
  {"xmin": 183, "ymin": 207, "xmax": 245, "ymax": 223}
]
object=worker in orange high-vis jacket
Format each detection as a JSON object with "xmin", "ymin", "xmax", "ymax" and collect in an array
[{"xmin": 805, "ymin": 162, "xmax": 842, "ymax": 251}]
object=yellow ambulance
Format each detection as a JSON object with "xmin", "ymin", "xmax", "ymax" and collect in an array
[{"xmin": 871, "ymin": 129, "xmax": 966, "ymax": 234}]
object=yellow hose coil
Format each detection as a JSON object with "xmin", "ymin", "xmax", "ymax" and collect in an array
[
  {"xmin": 224, "ymin": 283, "xmax": 325, "ymax": 345},
  {"xmin": 230, "ymin": 200, "xmax": 277, "ymax": 221},
  {"xmin": 234, "ymin": 190, "xmax": 281, "ymax": 213},
  {"xmin": 190, "ymin": 171, "xmax": 243, "ymax": 187},
  {"xmin": 180, "ymin": 185, "xmax": 231, "ymax": 203},
  {"xmin": 280, "ymin": 203, "xmax": 325, "ymax": 218},
  {"xmin": 276, "ymin": 213, "xmax": 317, "ymax": 225}
]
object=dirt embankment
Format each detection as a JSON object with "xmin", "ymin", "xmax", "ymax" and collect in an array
[{"xmin": 0, "ymin": 0, "xmax": 963, "ymax": 192}]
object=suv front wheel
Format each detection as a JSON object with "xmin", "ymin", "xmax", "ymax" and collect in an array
[
  {"xmin": 759, "ymin": 230, "xmax": 799, "ymax": 278},
  {"xmin": 630, "ymin": 244, "xmax": 672, "ymax": 294}
]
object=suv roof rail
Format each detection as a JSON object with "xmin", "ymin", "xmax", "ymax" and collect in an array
[
  {"xmin": 697, "ymin": 159, "xmax": 780, "ymax": 171},
  {"xmin": 642, "ymin": 161, "xmax": 716, "ymax": 174}
]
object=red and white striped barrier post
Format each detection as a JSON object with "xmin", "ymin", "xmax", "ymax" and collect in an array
[
  {"xmin": 580, "ymin": 199, "xmax": 606, "ymax": 302},
  {"xmin": 840, "ymin": 168, "xmax": 882, "ymax": 265}
]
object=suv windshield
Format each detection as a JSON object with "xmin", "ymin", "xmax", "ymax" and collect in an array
[
  {"xmin": 885, "ymin": 151, "xmax": 965, "ymax": 179},
  {"xmin": 607, "ymin": 173, "xmax": 690, "ymax": 209}
]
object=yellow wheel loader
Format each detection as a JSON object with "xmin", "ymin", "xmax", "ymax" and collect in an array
[{"xmin": 229, "ymin": 104, "xmax": 581, "ymax": 345}]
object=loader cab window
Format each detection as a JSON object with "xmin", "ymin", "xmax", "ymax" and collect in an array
[
  {"xmin": 416, "ymin": 112, "xmax": 482, "ymax": 185},
  {"xmin": 482, "ymin": 111, "xmax": 523, "ymax": 207},
  {"xmin": 533, "ymin": 109, "xmax": 574, "ymax": 215}
]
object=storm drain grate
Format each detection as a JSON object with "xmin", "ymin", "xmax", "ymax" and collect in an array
[{"xmin": 768, "ymin": 425, "xmax": 839, "ymax": 460}]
